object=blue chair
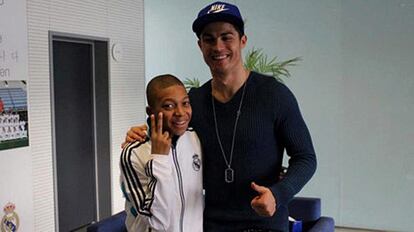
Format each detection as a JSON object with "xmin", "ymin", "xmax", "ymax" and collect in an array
[
  {"xmin": 289, "ymin": 197, "xmax": 335, "ymax": 232},
  {"xmin": 86, "ymin": 211, "xmax": 127, "ymax": 232},
  {"xmin": 87, "ymin": 197, "xmax": 334, "ymax": 232}
]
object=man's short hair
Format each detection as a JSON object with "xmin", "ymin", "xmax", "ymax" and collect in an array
[{"xmin": 146, "ymin": 74, "xmax": 185, "ymax": 107}]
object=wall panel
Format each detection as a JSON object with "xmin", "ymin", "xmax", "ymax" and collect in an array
[{"xmin": 27, "ymin": 1, "xmax": 145, "ymax": 230}]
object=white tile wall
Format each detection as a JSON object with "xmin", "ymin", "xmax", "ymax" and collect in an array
[{"xmin": 27, "ymin": 1, "xmax": 145, "ymax": 231}]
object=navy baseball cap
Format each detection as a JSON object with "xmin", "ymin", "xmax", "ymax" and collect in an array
[{"xmin": 192, "ymin": 1, "xmax": 244, "ymax": 38}]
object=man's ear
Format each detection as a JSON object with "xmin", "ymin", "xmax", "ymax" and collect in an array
[
  {"xmin": 197, "ymin": 39, "xmax": 202, "ymax": 49},
  {"xmin": 240, "ymin": 34, "xmax": 247, "ymax": 49},
  {"xmin": 146, "ymin": 106, "xmax": 153, "ymax": 116}
]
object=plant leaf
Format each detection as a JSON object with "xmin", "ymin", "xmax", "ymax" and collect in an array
[
  {"xmin": 244, "ymin": 48, "xmax": 301, "ymax": 83},
  {"xmin": 183, "ymin": 78, "xmax": 200, "ymax": 91}
]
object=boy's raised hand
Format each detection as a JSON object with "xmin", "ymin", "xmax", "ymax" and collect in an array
[{"xmin": 150, "ymin": 112, "xmax": 171, "ymax": 155}]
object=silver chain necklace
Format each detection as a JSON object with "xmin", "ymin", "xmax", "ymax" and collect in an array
[{"xmin": 211, "ymin": 79, "xmax": 248, "ymax": 183}]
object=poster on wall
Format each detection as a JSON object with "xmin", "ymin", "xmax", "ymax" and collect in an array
[
  {"xmin": 0, "ymin": 81, "xmax": 28, "ymax": 150},
  {"xmin": 0, "ymin": 0, "xmax": 29, "ymax": 150}
]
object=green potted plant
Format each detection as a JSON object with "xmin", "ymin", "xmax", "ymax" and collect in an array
[{"xmin": 183, "ymin": 47, "xmax": 301, "ymax": 90}]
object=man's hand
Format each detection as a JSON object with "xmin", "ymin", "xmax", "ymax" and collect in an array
[
  {"xmin": 150, "ymin": 112, "xmax": 171, "ymax": 155},
  {"xmin": 250, "ymin": 182, "xmax": 276, "ymax": 217},
  {"xmin": 121, "ymin": 124, "xmax": 148, "ymax": 148}
]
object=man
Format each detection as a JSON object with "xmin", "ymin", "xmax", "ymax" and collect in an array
[
  {"xmin": 125, "ymin": 2, "xmax": 316, "ymax": 231},
  {"xmin": 120, "ymin": 74, "xmax": 203, "ymax": 232}
]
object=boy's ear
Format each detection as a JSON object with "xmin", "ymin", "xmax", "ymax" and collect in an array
[
  {"xmin": 197, "ymin": 39, "xmax": 202, "ymax": 49},
  {"xmin": 146, "ymin": 106, "xmax": 153, "ymax": 116}
]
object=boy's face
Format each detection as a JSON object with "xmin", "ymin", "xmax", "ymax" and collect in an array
[
  {"xmin": 198, "ymin": 21, "xmax": 247, "ymax": 76},
  {"xmin": 147, "ymin": 85, "xmax": 192, "ymax": 136}
]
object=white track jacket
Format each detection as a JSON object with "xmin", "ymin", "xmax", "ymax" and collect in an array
[{"xmin": 120, "ymin": 129, "xmax": 203, "ymax": 232}]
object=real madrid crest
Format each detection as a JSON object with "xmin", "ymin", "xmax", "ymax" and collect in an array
[
  {"xmin": 1, "ymin": 202, "xmax": 19, "ymax": 232},
  {"xmin": 192, "ymin": 154, "xmax": 201, "ymax": 171}
]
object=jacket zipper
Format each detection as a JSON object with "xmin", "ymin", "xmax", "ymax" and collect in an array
[{"xmin": 172, "ymin": 146, "xmax": 185, "ymax": 232}]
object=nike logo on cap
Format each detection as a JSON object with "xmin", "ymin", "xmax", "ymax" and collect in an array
[{"xmin": 207, "ymin": 4, "xmax": 229, "ymax": 14}]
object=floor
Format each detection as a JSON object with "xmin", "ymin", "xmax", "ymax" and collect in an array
[
  {"xmin": 335, "ymin": 228, "xmax": 388, "ymax": 232},
  {"xmin": 73, "ymin": 227, "xmax": 87, "ymax": 232},
  {"xmin": 75, "ymin": 227, "xmax": 387, "ymax": 232}
]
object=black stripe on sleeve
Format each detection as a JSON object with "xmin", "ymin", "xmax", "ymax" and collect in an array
[{"xmin": 120, "ymin": 139, "xmax": 153, "ymax": 216}]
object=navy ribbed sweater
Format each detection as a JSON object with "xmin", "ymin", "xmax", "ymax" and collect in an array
[{"xmin": 189, "ymin": 72, "xmax": 317, "ymax": 232}]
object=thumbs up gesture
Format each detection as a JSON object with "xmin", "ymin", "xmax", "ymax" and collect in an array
[{"xmin": 250, "ymin": 182, "xmax": 276, "ymax": 217}]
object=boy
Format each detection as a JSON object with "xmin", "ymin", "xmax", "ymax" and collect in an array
[{"xmin": 120, "ymin": 74, "xmax": 203, "ymax": 232}]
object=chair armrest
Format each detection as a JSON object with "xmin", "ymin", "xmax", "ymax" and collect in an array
[
  {"xmin": 289, "ymin": 197, "xmax": 321, "ymax": 221},
  {"xmin": 87, "ymin": 211, "xmax": 127, "ymax": 232},
  {"xmin": 307, "ymin": 216, "xmax": 335, "ymax": 232}
]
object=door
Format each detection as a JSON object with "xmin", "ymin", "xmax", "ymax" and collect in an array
[{"xmin": 51, "ymin": 33, "xmax": 111, "ymax": 232}]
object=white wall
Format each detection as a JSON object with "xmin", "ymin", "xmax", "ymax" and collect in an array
[
  {"xmin": 0, "ymin": 1, "xmax": 33, "ymax": 232},
  {"xmin": 144, "ymin": 0, "xmax": 414, "ymax": 231},
  {"xmin": 339, "ymin": 1, "xmax": 414, "ymax": 229},
  {"xmin": 0, "ymin": 1, "xmax": 146, "ymax": 231}
]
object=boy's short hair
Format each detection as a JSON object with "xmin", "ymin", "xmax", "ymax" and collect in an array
[{"xmin": 146, "ymin": 74, "xmax": 185, "ymax": 107}]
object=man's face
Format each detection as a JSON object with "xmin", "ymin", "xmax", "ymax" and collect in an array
[
  {"xmin": 198, "ymin": 22, "xmax": 247, "ymax": 75},
  {"xmin": 148, "ymin": 85, "xmax": 192, "ymax": 136}
]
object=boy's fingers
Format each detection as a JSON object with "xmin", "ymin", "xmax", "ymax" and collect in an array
[
  {"xmin": 150, "ymin": 114, "xmax": 156, "ymax": 135},
  {"xmin": 157, "ymin": 112, "xmax": 163, "ymax": 134},
  {"xmin": 163, "ymin": 131, "xmax": 170, "ymax": 139},
  {"xmin": 165, "ymin": 132, "xmax": 172, "ymax": 145}
]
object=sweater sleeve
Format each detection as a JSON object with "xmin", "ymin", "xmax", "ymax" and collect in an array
[
  {"xmin": 120, "ymin": 143, "xmax": 175, "ymax": 231},
  {"xmin": 269, "ymin": 84, "xmax": 317, "ymax": 208}
]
